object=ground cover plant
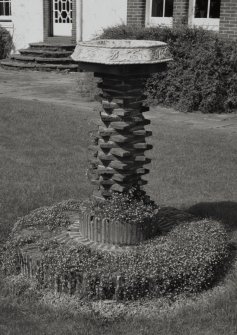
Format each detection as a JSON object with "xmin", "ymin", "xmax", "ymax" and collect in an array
[
  {"xmin": 0, "ymin": 93, "xmax": 237, "ymax": 333},
  {"xmin": 101, "ymin": 25, "xmax": 237, "ymax": 113},
  {"xmin": 1, "ymin": 192, "xmax": 229, "ymax": 301},
  {"xmin": 39, "ymin": 220, "xmax": 229, "ymax": 300},
  {"xmin": 0, "ymin": 26, "xmax": 13, "ymax": 59},
  {"xmin": 86, "ymin": 189, "xmax": 159, "ymax": 238}
]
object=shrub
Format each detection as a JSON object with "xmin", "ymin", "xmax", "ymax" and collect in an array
[
  {"xmin": 100, "ymin": 25, "xmax": 237, "ymax": 113},
  {"xmin": 0, "ymin": 25, "xmax": 13, "ymax": 59},
  {"xmin": 1, "ymin": 274, "xmax": 39, "ymax": 301},
  {"xmin": 13, "ymin": 199, "xmax": 82, "ymax": 233},
  {"xmin": 0, "ymin": 199, "xmax": 82, "ymax": 274},
  {"xmin": 36, "ymin": 219, "xmax": 229, "ymax": 300},
  {"xmin": 141, "ymin": 219, "xmax": 229, "ymax": 295},
  {"xmin": 2, "ymin": 200, "xmax": 229, "ymax": 301}
]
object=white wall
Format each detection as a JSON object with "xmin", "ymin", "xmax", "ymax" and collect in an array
[
  {"xmin": 11, "ymin": 0, "xmax": 44, "ymax": 51},
  {"xmin": 81, "ymin": 0, "xmax": 127, "ymax": 41},
  {"xmin": 2, "ymin": 0, "xmax": 127, "ymax": 51}
]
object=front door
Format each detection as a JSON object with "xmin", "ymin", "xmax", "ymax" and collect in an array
[{"xmin": 52, "ymin": 0, "xmax": 72, "ymax": 36}]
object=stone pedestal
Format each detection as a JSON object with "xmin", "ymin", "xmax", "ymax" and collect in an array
[
  {"xmin": 90, "ymin": 72, "xmax": 152, "ymax": 198},
  {"xmin": 72, "ymin": 39, "xmax": 172, "ymax": 199},
  {"xmin": 72, "ymin": 39, "xmax": 172, "ymax": 245}
]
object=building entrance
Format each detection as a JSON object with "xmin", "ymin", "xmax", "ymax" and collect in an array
[{"xmin": 52, "ymin": 0, "xmax": 72, "ymax": 36}]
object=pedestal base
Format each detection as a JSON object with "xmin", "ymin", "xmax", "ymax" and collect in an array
[{"xmin": 80, "ymin": 209, "xmax": 144, "ymax": 246}]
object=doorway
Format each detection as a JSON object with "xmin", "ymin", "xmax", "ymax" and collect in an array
[{"xmin": 52, "ymin": 0, "xmax": 73, "ymax": 36}]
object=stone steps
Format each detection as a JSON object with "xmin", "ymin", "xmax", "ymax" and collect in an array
[
  {"xmin": 0, "ymin": 60, "xmax": 78, "ymax": 71},
  {"xmin": 10, "ymin": 54, "xmax": 74, "ymax": 64},
  {"xmin": 19, "ymin": 49, "xmax": 73, "ymax": 58},
  {"xmin": 0, "ymin": 42, "xmax": 78, "ymax": 72},
  {"xmin": 29, "ymin": 42, "xmax": 75, "ymax": 51}
]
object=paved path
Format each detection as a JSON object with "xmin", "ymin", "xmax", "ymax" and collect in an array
[
  {"xmin": 0, "ymin": 68, "xmax": 237, "ymax": 133},
  {"xmin": 148, "ymin": 106, "xmax": 237, "ymax": 134}
]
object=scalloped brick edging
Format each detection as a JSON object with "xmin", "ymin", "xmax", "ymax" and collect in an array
[{"xmin": 80, "ymin": 210, "xmax": 144, "ymax": 245}]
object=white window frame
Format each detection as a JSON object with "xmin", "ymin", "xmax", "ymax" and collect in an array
[
  {"xmin": 188, "ymin": 0, "xmax": 220, "ymax": 31},
  {"xmin": 145, "ymin": 0, "xmax": 173, "ymax": 27},
  {"xmin": 0, "ymin": 0, "xmax": 12, "ymax": 21}
]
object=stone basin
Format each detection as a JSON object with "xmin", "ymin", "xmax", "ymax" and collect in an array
[{"xmin": 71, "ymin": 39, "xmax": 172, "ymax": 66}]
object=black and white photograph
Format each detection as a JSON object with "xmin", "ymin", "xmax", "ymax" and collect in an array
[{"xmin": 0, "ymin": 1, "xmax": 236, "ymax": 334}]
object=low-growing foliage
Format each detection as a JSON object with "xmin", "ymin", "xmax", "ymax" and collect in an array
[
  {"xmin": 2, "ymin": 201, "xmax": 229, "ymax": 300},
  {"xmin": 0, "ymin": 25, "xmax": 13, "ymax": 59},
  {"xmin": 0, "ymin": 200, "xmax": 82, "ymax": 275},
  {"xmin": 39, "ymin": 219, "xmax": 229, "ymax": 300},
  {"xmin": 100, "ymin": 25, "xmax": 237, "ymax": 113},
  {"xmin": 1, "ymin": 274, "xmax": 40, "ymax": 301},
  {"xmin": 13, "ymin": 199, "xmax": 82, "ymax": 232},
  {"xmin": 86, "ymin": 190, "xmax": 158, "ymax": 238}
]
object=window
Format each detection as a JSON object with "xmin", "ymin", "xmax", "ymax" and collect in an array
[
  {"xmin": 189, "ymin": 0, "xmax": 221, "ymax": 31},
  {"xmin": 0, "ymin": 0, "xmax": 12, "ymax": 19},
  {"xmin": 152, "ymin": 0, "xmax": 174, "ymax": 18},
  {"xmin": 195, "ymin": 0, "xmax": 220, "ymax": 19},
  {"xmin": 146, "ymin": 0, "xmax": 174, "ymax": 27}
]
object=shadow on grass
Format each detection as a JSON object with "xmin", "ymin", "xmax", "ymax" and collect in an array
[
  {"xmin": 187, "ymin": 201, "xmax": 237, "ymax": 230},
  {"xmin": 187, "ymin": 201, "xmax": 237, "ymax": 247}
]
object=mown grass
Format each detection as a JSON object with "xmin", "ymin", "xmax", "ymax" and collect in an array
[
  {"xmin": 0, "ymin": 97, "xmax": 94, "ymax": 243},
  {"xmin": 0, "ymin": 296, "xmax": 105, "ymax": 335},
  {"xmin": 0, "ymin": 96, "xmax": 237, "ymax": 334},
  {"xmin": 0, "ymin": 266, "xmax": 236, "ymax": 335}
]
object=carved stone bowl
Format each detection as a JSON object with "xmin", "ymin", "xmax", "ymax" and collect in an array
[{"xmin": 71, "ymin": 39, "xmax": 172, "ymax": 65}]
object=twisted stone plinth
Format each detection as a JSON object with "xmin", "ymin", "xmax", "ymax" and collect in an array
[
  {"xmin": 72, "ymin": 39, "xmax": 172, "ymax": 199},
  {"xmin": 89, "ymin": 73, "xmax": 153, "ymax": 198}
]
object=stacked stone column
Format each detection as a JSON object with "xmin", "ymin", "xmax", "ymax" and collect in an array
[{"xmin": 89, "ymin": 73, "xmax": 152, "ymax": 198}]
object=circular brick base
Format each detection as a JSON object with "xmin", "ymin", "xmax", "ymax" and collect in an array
[{"xmin": 80, "ymin": 209, "xmax": 144, "ymax": 246}]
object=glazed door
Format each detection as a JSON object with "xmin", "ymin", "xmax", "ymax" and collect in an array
[{"xmin": 53, "ymin": 0, "xmax": 72, "ymax": 36}]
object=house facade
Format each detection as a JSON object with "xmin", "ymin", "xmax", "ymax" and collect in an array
[
  {"xmin": 135, "ymin": 0, "xmax": 237, "ymax": 40},
  {"xmin": 0, "ymin": 0, "xmax": 236, "ymax": 51},
  {"xmin": 0, "ymin": 0, "xmax": 127, "ymax": 50}
]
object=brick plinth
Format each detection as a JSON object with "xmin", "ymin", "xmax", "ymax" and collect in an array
[{"xmin": 89, "ymin": 73, "xmax": 152, "ymax": 199}]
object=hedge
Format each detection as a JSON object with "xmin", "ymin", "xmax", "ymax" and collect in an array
[
  {"xmin": 0, "ymin": 25, "xmax": 13, "ymax": 59},
  {"xmin": 35, "ymin": 219, "xmax": 229, "ymax": 300},
  {"xmin": 100, "ymin": 25, "xmax": 237, "ymax": 114},
  {"xmin": 1, "ymin": 202, "xmax": 229, "ymax": 300}
]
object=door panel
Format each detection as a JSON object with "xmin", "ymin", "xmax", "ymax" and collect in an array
[{"xmin": 53, "ymin": 0, "xmax": 72, "ymax": 36}]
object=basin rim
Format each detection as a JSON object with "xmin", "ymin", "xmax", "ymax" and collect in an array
[
  {"xmin": 72, "ymin": 39, "xmax": 172, "ymax": 65},
  {"xmin": 76, "ymin": 39, "xmax": 167, "ymax": 49}
]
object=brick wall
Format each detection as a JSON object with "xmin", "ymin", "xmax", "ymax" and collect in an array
[
  {"xmin": 43, "ymin": 0, "xmax": 51, "ymax": 41},
  {"xmin": 127, "ymin": 0, "xmax": 146, "ymax": 26},
  {"xmin": 173, "ymin": 0, "xmax": 189, "ymax": 25},
  {"xmin": 219, "ymin": 0, "xmax": 237, "ymax": 41},
  {"xmin": 72, "ymin": 0, "xmax": 77, "ymax": 42},
  {"xmin": 127, "ymin": 0, "xmax": 190, "ymax": 27}
]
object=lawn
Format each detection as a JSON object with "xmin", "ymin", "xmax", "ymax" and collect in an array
[
  {"xmin": 0, "ymin": 97, "xmax": 95, "ymax": 242},
  {"xmin": 0, "ymin": 96, "xmax": 237, "ymax": 334}
]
